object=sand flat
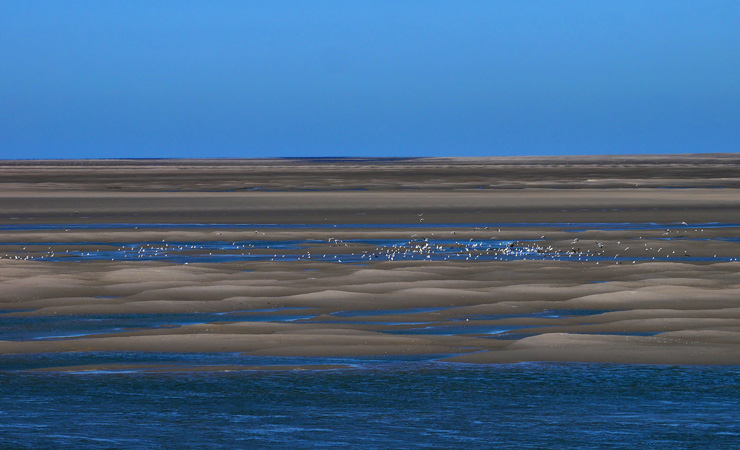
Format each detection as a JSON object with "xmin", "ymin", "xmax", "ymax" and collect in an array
[{"xmin": 1, "ymin": 155, "xmax": 740, "ymax": 369}]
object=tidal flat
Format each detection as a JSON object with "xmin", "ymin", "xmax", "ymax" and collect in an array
[
  {"xmin": 2, "ymin": 156, "xmax": 740, "ymax": 447},
  {"xmin": 2, "ymin": 155, "xmax": 740, "ymax": 369}
]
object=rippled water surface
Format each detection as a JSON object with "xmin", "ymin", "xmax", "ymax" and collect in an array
[{"xmin": 2, "ymin": 363, "xmax": 740, "ymax": 449}]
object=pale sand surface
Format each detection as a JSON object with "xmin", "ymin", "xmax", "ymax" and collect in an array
[
  {"xmin": 2, "ymin": 155, "xmax": 740, "ymax": 369},
  {"xmin": 2, "ymin": 259, "xmax": 740, "ymax": 366}
]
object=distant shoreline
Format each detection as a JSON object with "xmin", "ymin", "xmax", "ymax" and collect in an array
[{"xmin": 1, "ymin": 152, "xmax": 737, "ymax": 163}]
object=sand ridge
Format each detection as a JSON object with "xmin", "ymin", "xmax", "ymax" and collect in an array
[
  {"xmin": 2, "ymin": 258, "xmax": 740, "ymax": 366},
  {"xmin": 1, "ymin": 156, "xmax": 740, "ymax": 370}
]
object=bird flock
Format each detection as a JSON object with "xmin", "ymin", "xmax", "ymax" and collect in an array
[{"xmin": 1, "ymin": 228, "xmax": 737, "ymax": 264}]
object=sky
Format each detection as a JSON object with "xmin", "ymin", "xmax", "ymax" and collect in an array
[{"xmin": 1, "ymin": 1, "xmax": 739, "ymax": 159}]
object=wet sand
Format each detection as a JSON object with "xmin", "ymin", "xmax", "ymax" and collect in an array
[{"xmin": 2, "ymin": 155, "xmax": 740, "ymax": 370}]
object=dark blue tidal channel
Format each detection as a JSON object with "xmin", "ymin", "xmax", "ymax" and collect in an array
[
  {"xmin": 0, "ymin": 309, "xmax": 616, "ymax": 341},
  {"xmin": 1, "ymin": 362, "xmax": 739, "ymax": 449},
  {"xmin": 4, "ymin": 221, "xmax": 739, "ymax": 263},
  {"xmin": 5, "ymin": 237, "xmax": 738, "ymax": 263},
  {"xmin": 0, "ymin": 311, "xmax": 315, "ymax": 341}
]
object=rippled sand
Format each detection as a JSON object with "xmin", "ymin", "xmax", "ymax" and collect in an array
[{"xmin": 1, "ymin": 155, "xmax": 740, "ymax": 370}]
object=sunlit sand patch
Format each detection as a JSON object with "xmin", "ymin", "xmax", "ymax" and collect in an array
[{"xmin": 2, "ymin": 229, "xmax": 740, "ymax": 365}]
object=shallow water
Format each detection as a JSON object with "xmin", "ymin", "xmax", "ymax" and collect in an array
[
  {"xmin": 4, "ymin": 236, "xmax": 738, "ymax": 263},
  {"xmin": 0, "ymin": 311, "xmax": 317, "ymax": 341},
  {"xmin": 0, "ymin": 308, "xmax": 614, "ymax": 341},
  {"xmin": 3, "ymin": 221, "xmax": 739, "ymax": 264},
  {"xmin": 2, "ymin": 363, "xmax": 740, "ymax": 449},
  {"xmin": 11, "ymin": 237, "xmax": 533, "ymax": 263}
]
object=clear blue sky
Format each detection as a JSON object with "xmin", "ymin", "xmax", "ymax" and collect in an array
[{"xmin": 2, "ymin": 1, "xmax": 739, "ymax": 158}]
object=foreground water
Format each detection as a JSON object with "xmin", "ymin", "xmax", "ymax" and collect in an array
[{"xmin": 2, "ymin": 363, "xmax": 739, "ymax": 449}]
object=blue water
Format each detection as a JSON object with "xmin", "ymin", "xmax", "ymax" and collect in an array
[
  {"xmin": 2, "ymin": 363, "xmax": 740, "ymax": 449},
  {"xmin": 0, "ymin": 308, "xmax": 612, "ymax": 341},
  {"xmin": 0, "ymin": 311, "xmax": 317, "ymax": 341},
  {"xmin": 4, "ymin": 221, "xmax": 739, "ymax": 264},
  {"xmin": 4, "ymin": 236, "xmax": 737, "ymax": 263}
]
